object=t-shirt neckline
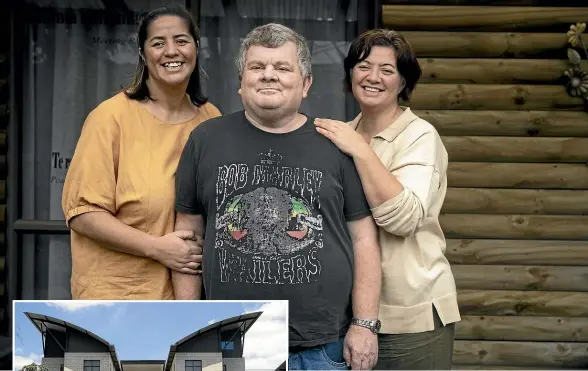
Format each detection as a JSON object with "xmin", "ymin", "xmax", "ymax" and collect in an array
[{"xmin": 239, "ymin": 111, "xmax": 312, "ymax": 137}]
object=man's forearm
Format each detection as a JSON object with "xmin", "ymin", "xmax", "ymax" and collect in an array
[
  {"xmin": 173, "ymin": 212, "xmax": 205, "ymax": 300},
  {"xmin": 349, "ymin": 217, "xmax": 381, "ymax": 320},
  {"xmin": 345, "ymin": 216, "xmax": 381, "ymax": 371},
  {"xmin": 352, "ymin": 242, "xmax": 381, "ymax": 319},
  {"xmin": 172, "ymin": 271, "xmax": 201, "ymax": 300}
]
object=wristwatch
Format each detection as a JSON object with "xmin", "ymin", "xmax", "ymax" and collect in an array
[{"xmin": 351, "ymin": 318, "xmax": 381, "ymax": 334}]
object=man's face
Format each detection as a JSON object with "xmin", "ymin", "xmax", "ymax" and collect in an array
[{"xmin": 239, "ymin": 42, "xmax": 312, "ymax": 118}]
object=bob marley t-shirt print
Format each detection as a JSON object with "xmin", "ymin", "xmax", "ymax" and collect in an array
[
  {"xmin": 175, "ymin": 111, "xmax": 371, "ymax": 347},
  {"xmin": 214, "ymin": 147, "xmax": 324, "ymax": 285}
]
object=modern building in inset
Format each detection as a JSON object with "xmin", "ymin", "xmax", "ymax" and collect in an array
[{"xmin": 24, "ymin": 311, "xmax": 263, "ymax": 371}]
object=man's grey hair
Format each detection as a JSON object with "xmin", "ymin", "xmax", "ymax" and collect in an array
[{"xmin": 236, "ymin": 23, "xmax": 312, "ymax": 79}]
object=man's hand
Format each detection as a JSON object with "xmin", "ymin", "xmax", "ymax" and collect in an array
[{"xmin": 343, "ymin": 325, "xmax": 378, "ymax": 370}]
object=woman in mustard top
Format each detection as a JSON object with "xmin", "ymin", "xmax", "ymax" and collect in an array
[{"xmin": 62, "ymin": 5, "xmax": 221, "ymax": 299}]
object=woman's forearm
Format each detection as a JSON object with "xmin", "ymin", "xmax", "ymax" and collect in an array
[
  {"xmin": 353, "ymin": 147, "xmax": 404, "ymax": 208},
  {"xmin": 69, "ymin": 211, "xmax": 158, "ymax": 258}
]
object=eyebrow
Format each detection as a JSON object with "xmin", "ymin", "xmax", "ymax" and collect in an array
[
  {"xmin": 149, "ymin": 34, "xmax": 191, "ymax": 42},
  {"xmin": 246, "ymin": 60, "xmax": 293, "ymax": 66},
  {"xmin": 360, "ymin": 60, "xmax": 397, "ymax": 69}
]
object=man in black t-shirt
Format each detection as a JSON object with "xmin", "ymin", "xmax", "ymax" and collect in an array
[{"xmin": 173, "ymin": 23, "xmax": 381, "ymax": 371}]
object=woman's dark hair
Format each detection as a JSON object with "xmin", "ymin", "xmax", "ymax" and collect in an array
[
  {"xmin": 124, "ymin": 5, "xmax": 207, "ymax": 106},
  {"xmin": 343, "ymin": 29, "xmax": 421, "ymax": 102}
]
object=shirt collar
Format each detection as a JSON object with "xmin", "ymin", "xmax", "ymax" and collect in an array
[{"xmin": 348, "ymin": 106, "xmax": 419, "ymax": 142}]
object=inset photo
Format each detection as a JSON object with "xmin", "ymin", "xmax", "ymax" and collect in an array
[{"xmin": 13, "ymin": 300, "xmax": 288, "ymax": 371}]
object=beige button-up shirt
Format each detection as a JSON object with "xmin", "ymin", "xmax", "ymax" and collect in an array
[{"xmin": 349, "ymin": 107, "xmax": 461, "ymax": 334}]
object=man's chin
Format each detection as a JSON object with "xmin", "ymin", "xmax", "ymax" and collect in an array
[
  {"xmin": 249, "ymin": 102, "xmax": 283, "ymax": 111},
  {"xmin": 250, "ymin": 97, "xmax": 282, "ymax": 108}
]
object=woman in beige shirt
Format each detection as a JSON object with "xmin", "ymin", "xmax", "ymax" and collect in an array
[
  {"xmin": 62, "ymin": 5, "xmax": 220, "ymax": 299},
  {"xmin": 315, "ymin": 29, "xmax": 460, "ymax": 369}
]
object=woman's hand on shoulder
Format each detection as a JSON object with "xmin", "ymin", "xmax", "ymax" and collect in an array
[
  {"xmin": 150, "ymin": 231, "xmax": 203, "ymax": 274},
  {"xmin": 314, "ymin": 118, "xmax": 369, "ymax": 157}
]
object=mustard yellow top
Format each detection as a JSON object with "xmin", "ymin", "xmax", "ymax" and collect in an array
[{"xmin": 62, "ymin": 92, "xmax": 221, "ymax": 299}]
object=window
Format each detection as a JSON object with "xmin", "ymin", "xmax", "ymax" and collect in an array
[
  {"xmin": 221, "ymin": 341, "xmax": 235, "ymax": 350},
  {"xmin": 19, "ymin": 233, "xmax": 72, "ymax": 299},
  {"xmin": 84, "ymin": 360, "xmax": 100, "ymax": 371},
  {"xmin": 185, "ymin": 360, "xmax": 202, "ymax": 371},
  {"xmin": 223, "ymin": 365, "xmax": 226, "ymax": 371}
]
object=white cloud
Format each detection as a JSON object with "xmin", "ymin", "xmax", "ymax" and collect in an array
[
  {"xmin": 109, "ymin": 303, "xmax": 128, "ymax": 325},
  {"xmin": 14, "ymin": 353, "xmax": 42, "ymax": 371},
  {"xmin": 244, "ymin": 301, "xmax": 288, "ymax": 371},
  {"xmin": 208, "ymin": 319, "xmax": 217, "ymax": 325},
  {"xmin": 15, "ymin": 347, "xmax": 23, "ymax": 354},
  {"xmin": 46, "ymin": 301, "xmax": 116, "ymax": 312}
]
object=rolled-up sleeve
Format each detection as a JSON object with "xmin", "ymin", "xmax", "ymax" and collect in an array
[
  {"xmin": 62, "ymin": 108, "xmax": 119, "ymax": 226},
  {"xmin": 371, "ymin": 130, "xmax": 442, "ymax": 237}
]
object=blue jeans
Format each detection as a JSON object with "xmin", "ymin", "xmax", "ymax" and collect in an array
[{"xmin": 288, "ymin": 337, "xmax": 349, "ymax": 370}]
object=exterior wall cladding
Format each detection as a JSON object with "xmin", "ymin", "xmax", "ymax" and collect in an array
[
  {"xmin": 222, "ymin": 358, "xmax": 245, "ymax": 371},
  {"xmin": 41, "ymin": 357, "xmax": 64, "ymax": 371},
  {"xmin": 172, "ymin": 353, "xmax": 223, "ymax": 371},
  {"xmin": 62, "ymin": 353, "xmax": 116, "ymax": 371},
  {"xmin": 42, "ymin": 353, "xmax": 245, "ymax": 371}
]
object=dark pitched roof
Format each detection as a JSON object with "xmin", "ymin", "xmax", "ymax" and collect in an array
[
  {"xmin": 164, "ymin": 311, "xmax": 263, "ymax": 371},
  {"xmin": 25, "ymin": 312, "xmax": 121, "ymax": 371}
]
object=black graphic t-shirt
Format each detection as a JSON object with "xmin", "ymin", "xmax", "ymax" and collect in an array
[{"xmin": 175, "ymin": 111, "xmax": 372, "ymax": 347}]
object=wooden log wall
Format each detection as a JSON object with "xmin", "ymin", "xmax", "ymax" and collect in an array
[{"xmin": 383, "ymin": 1, "xmax": 588, "ymax": 369}]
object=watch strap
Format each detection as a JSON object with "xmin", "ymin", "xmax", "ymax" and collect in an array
[{"xmin": 351, "ymin": 317, "xmax": 381, "ymax": 334}]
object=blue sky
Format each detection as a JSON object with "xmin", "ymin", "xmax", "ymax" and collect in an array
[{"xmin": 14, "ymin": 301, "xmax": 288, "ymax": 371}]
